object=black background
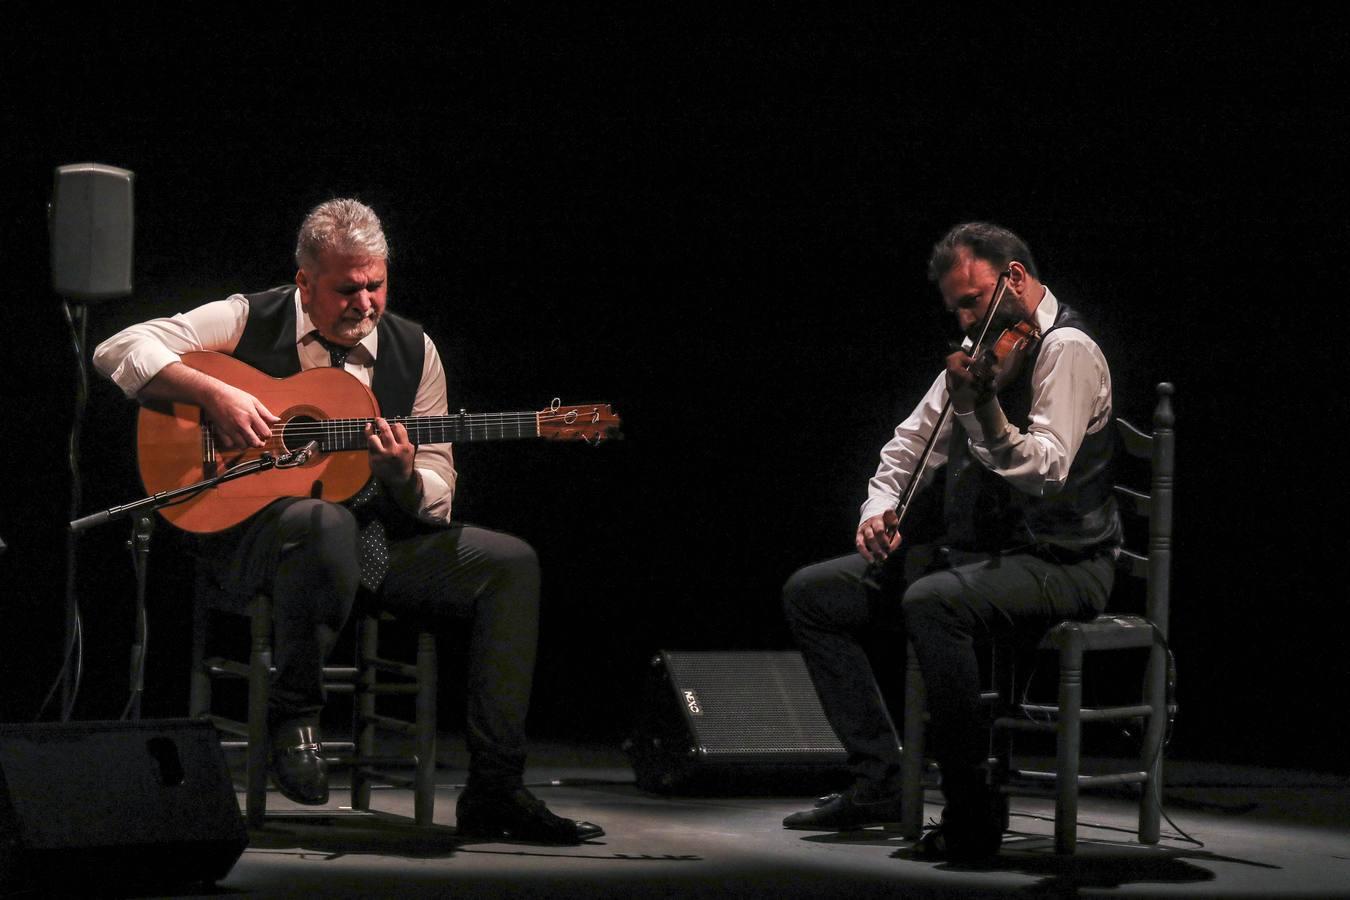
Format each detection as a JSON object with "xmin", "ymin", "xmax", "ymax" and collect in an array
[{"xmin": 4, "ymin": 10, "xmax": 1347, "ymax": 773}]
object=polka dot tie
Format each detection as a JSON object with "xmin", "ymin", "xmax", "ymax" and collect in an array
[{"xmin": 348, "ymin": 481, "xmax": 391, "ymax": 591}]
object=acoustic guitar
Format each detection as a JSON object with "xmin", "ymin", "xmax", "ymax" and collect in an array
[{"xmin": 136, "ymin": 351, "xmax": 621, "ymax": 533}]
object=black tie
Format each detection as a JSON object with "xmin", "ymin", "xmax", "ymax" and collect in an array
[{"xmin": 312, "ymin": 332, "xmax": 351, "ymax": 369}]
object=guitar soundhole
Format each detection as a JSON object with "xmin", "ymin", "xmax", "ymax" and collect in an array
[{"xmin": 280, "ymin": 415, "xmax": 320, "ymax": 454}]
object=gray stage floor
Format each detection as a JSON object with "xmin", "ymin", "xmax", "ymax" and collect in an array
[{"xmin": 147, "ymin": 739, "xmax": 1349, "ymax": 899}]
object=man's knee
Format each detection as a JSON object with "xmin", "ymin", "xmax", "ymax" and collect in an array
[
  {"xmin": 782, "ymin": 566, "xmax": 817, "ymax": 626},
  {"xmin": 464, "ymin": 530, "xmax": 539, "ymax": 604},
  {"xmin": 500, "ymin": 533, "xmax": 539, "ymax": 572},
  {"xmin": 276, "ymin": 500, "xmax": 359, "ymax": 579},
  {"xmin": 900, "ymin": 574, "xmax": 958, "ymax": 631},
  {"xmin": 782, "ymin": 560, "xmax": 849, "ymax": 630},
  {"xmin": 276, "ymin": 499, "xmax": 357, "ymax": 541},
  {"xmin": 486, "ymin": 532, "xmax": 539, "ymax": 584}
]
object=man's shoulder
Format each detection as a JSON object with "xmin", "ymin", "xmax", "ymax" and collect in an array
[
  {"xmin": 377, "ymin": 310, "xmax": 431, "ymax": 371},
  {"xmin": 1039, "ymin": 324, "xmax": 1107, "ymax": 370},
  {"xmin": 380, "ymin": 308, "xmax": 425, "ymax": 333},
  {"xmin": 1042, "ymin": 323, "xmax": 1098, "ymax": 346},
  {"xmin": 238, "ymin": 284, "xmax": 296, "ymax": 311},
  {"xmin": 1044, "ymin": 296, "xmax": 1103, "ymax": 347},
  {"xmin": 378, "ymin": 309, "xmax": 428, "ymax": 353}
]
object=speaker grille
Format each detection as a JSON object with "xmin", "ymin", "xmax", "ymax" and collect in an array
[{"xmin": 661, "ymin": 651, "xmax": 846, "ymax": 759}]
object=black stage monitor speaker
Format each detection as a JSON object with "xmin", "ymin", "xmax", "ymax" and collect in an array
[
  {"xmin": 50, "ymin": 162, "xmax": 135, "ymax": 301},
  {"xmin": 625, "ymin": 650, "xmax": 852, "ymax": 794},
  {"xmin": 0, "ymin": 719, "xmax": 247, "ymax": 891}
]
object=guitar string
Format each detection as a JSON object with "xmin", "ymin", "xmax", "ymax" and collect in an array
[
  {"xmin": 252, "ymin": 411, "xmax": 608, "ymax": 432},
  {"xmin": 275, "ymin": 414, "xmax": 543, "ymax": 444},
  {"xmin": 204, "ymin": 410, "xmax": 611, "ymax": 448}
]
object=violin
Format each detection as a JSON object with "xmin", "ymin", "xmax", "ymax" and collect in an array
[{"xmin": 963, "ymin": 317, "xmax": 1042, "ymax": 398}]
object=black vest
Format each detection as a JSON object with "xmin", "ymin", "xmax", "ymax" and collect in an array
[
  {"xmin": 233, "ymin": 285, "xmax": 426, "ymax": 419},
  {"xmin": 942, "ymin": 300, "xmax": 1121, "ymax": 556}
]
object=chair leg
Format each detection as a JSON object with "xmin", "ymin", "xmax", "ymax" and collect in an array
[
  {"xmin": 900, "ymin": 642, "xmax": 928, "ymax": 840},
  {"xmin": 352, "ymin": 615, "xmax": 379, "ymax": 812},
  {"xmin": 1139, "ymin": 638, "xmax": 1167, "ymax": 844},
  {"xmin": 246, "ymin": 596, "xmax": 273, "ymax": 829},
  {"xmin": 414, "ymin": 630, "xmax": 438, "ymax": 826},
  {"xmin": 1054, "ymin": 639, "xmax": 1084, "ymax": 854},
  {"xmin": 990, "ymin": 642, "xmax": 1015, "ymax": 785}
]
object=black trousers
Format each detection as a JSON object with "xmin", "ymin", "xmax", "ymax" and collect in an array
[
  {"xmin": 782, "ymin": 546, "xmax": 1113, "ymax": 793},
  {"xmin": 204, "ymin": 498, "xmax": 540, "ymax": 787}
]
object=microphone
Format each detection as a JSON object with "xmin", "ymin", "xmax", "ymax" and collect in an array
[
  {"xmin": 69, "ymin": 508, "xmax": 114, "ymax": 532},
  {"xmin": 278, "ymin": 440, "xmax": 319, "ymax": 468}
]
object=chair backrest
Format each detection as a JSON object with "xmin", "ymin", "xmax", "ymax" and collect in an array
[{"xmin": 1111, "ymin": 383, "xmax": 1175, "ymax": 636}]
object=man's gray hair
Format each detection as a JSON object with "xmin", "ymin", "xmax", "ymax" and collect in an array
[{"xmin": 295, "ymin": 198, "xmax": 390, "ymax": 271}]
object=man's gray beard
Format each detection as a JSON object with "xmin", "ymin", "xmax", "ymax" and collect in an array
[{"xmin": 334, "ymin": 314, "xmax": 378, "ymax": 342}]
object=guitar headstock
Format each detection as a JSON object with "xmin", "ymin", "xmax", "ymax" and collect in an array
[{"xmin": 537, "ymin": 400, "xmax": 622, "ymax": 444}]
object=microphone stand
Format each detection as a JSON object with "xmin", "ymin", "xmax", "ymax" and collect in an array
[
  {"xmin": 126, "ymin": 513, "xmax": 153, "ymax": 720},
  {"xmin": 69, "ymin": 442, "xmax": 317, "ymax": 719}
]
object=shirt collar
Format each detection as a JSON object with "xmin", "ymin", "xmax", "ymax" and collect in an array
[
  {"xmin": 1032, "ymin": 285, "xmax": 1058, "ymax": 334},
  {"xmin": 291, "ymin": 287, "xmax": 380, "ymax": 359}
]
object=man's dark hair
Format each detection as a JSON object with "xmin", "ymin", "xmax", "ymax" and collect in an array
[{"xmin": 927, "ymin": 222, "xmax": 1039, "ymax": 282}]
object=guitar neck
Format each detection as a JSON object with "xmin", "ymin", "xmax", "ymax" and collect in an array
[{"xmin": 305, "ymin": 412, "xmax": 541, "ymax": 451}]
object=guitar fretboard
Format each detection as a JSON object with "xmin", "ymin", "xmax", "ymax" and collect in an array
[{"xmin": 281, "ymin": 412, "xmax": 542, "ymax": 451}]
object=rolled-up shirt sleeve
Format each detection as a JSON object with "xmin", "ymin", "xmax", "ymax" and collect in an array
[{"xmin": 92, "ymin": 296, "xmax": 248, "ymax": 397}]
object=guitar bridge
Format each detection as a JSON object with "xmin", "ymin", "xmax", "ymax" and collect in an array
[{"xmin": 201, "ymin": 417, "xmax": 218, "ymax": 478}]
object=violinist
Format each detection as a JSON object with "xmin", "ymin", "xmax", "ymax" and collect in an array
[{"xmin": 781, "ymin": 222, "xmax": 1121, "ymax": 861}]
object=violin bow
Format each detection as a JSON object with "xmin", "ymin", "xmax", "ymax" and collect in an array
[{"xmin": 860, "ymin": 270, "xmax": 1012, "ymax": 586}]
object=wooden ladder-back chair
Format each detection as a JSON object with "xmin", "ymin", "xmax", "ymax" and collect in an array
[
  {"xmin": 190, "ymin": 586, "xmax": 439, "ymax": 828},
  {"xmin": 900, "ymin": 381, "xmax": 1175, "ymax": 854}
]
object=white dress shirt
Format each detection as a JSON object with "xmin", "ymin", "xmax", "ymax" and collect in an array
[
  {"xmin": 93, "ymin": 289, "xmax": 456, "ymax": 524},
  {"xmin": 860, "ymin": 288, "xmax": 1112, "ymax": 525}
]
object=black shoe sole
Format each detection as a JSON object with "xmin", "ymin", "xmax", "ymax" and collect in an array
[
  {"xmin": 271, "ymin": 781, "xmax": 330, "ymax": 806},
  {"xmin": 455, "ymin": 821, "xmax": 605, "ymax": 845},
  {"xmin": 270, "ymin": 766, "xmax": 329, "ymax": 806}
]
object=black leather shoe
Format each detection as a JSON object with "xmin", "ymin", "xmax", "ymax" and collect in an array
[
  {"xmin": 782, "ymin": 785, "xmax": 904, "ymax": 830},
  {"xmin": 456, "ymin": 785, "xmax": 604, "ymax": 844},
  {"xmin": 912, "ymin": 793, "xmax": 1008, "ymax": 862},
  {"xmin": 270, "ymin": 722, "xmax": 328, "ymax": 806}
]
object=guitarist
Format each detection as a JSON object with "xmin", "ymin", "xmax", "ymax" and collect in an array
[
  {"xmin": 93, "ymin": 198, "xmax": 603, "ymax": 844},
  {"xmin": 779, "ymin": 223, "xmax": 1121, "ymax": 861}
]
